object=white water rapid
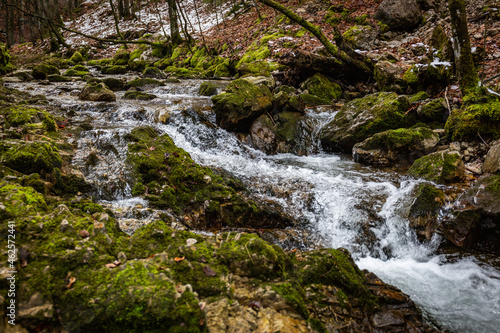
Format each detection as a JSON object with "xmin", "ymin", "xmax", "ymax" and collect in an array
[{"xmin": 5, "ymin": 77, "xmax": 500, "ymax": 333}]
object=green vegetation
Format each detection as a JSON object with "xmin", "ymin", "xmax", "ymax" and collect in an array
[{"xmin": 408, "ymin": 151, "xmax": 464, "ymax": 184}]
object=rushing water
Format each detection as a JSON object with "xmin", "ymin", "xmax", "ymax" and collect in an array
[{"xmin": 6, "ymin": 77, "xmax": 500, "ymax": 332}]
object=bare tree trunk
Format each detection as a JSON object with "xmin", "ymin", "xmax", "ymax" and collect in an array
[
  {"xmin": 167, "ymin": 0, "xmax": 182, "ymax": 45},
  {"xmin": 448, "ymin": 0, "xmax": 479, "ymax": 94},
  {"xmin": 109, "ymin": 0, "xmax": 128, "ymax": 47}
]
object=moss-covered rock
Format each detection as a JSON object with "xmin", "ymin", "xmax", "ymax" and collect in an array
[
  {"xmin": 69, "ymin": 51, "xmax": 84, "ymax": 64},
  {"xmin": 417, "ymin": 98, "xmax": 447, "ymax": 125},
  {"xmin": 113, "ymin": 49, "xmax": 130, "ymax": 66},
  {"xmin": 102, "ymin": 77, "xmax": 127, "ymax": 91},
  {"xmin": 142, "ymin": 66, "xmax": 166, "ymax": 79},
  {"xmin": 237, "ymin": 60, "xmax": 271, "ymax": 77},
  {"xmin": 441, "ymin": 174, "xmax": 500, "ymax": 254},
  {"xmin": 300, "ymin": 73, "xmax": 342, "ymax": 105},
  {"xmin": 0, "ymin": 42, "xmax": 14, "ymax": 75},
  {"xmin": 353, "ymin": 127, "xmax": 439, "ymax": 166},
  {"xmin": 63, "ymin": 65, "xmax": 89, "ymax": 77},
  {"xmin": 342, "ymin": 25, "xmax": 377, "ymax": 50},
  {"xmin": 47, "ymin": 74, "xmax": 72, "ymax": 82},
  {"xmin": 199, "ymin": 81, "xmax": 218, "ymax": 96},
  {"xmin": 127, "ymin": 126, "xmax": 293, "ymax": 229},
  {"xmin": 212, "ymin": 79, "xmax": 273, "ymax": 132},
  {"xmin": 3, "ymin": 142, "xmax": 62, "ymax": 175},
  {"xmin": 408, "ymin": 183, "xmax": 445, "ymax": 240},
  {"xmin": 32, "ymin": 64, "xmax": 60, "ymax": 80},
  {"xmin": 408, "ymin": 151, "xmax": 464, "ymax": 184},
  {"xmin": 2, "ymin": 106, "xmax": 56, "ymax": 131},
  {"xmin": 79, "ymin": 82, "xmax": 116, "ymax": 102},
  {"xmin": 374, "ymin": 61, "xmax": 406, "ymax": 92},
  {"xmin": 445, "ymin": 90, "xmax": 500, "ymax": 141},
  {"xmin": 101, "ymin": 65, "xmax": 128, "ymax": 75},
  {"xmin": 128, "ymin": 77, "xmax": 164, "ymax": 87},
  {"xmin": 123, "ymin": 90, "xmax": 157, "ymax": 100},
  {"xmin": 321, "ymin": 92, "xmax": 412, "ymax": 153}
]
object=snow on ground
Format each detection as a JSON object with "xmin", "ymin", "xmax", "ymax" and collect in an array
[{"xmin": 64, "ymin": 0, "xmax": 230, "ymax": 50}]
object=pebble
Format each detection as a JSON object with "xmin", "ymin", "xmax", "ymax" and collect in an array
[{"xmin": 450, "ymin": 142, "xmax": 461, "ymax": 151}]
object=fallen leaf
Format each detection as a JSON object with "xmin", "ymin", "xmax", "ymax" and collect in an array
[
  {"xmin": 105, "ymin": 263, "xmax": 117, "ymax": 268},
  {"xmin": 174, "ymin": 256, "xmax": 185, "ymax": 262},
  {"xmin": 248, "ymin": 301, "xmax": 261, "ymax": 311},
  {"xmin": 203, "ymin": 265, "xmax": 216, "ymax": 277},
  {"xmin": 148, "ymin": 146, "xmax": 155, "ymax": 151},
  {"xmin": 172, "ymin": 152, "xmax": 180, "ymax": 157},
  {"xmin": 66, "ymin": 276, "xmax": 76, "ymax": 288},
  {"xmin": 79, "ymin": 230, "xmax": 90, "ymax": 238}
]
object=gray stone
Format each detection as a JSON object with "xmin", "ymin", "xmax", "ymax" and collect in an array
[
  {"xmin": 374, "ymin": 0, "xmax": 422, "ymax": 30},
  {"xmin": 483, "ymin": 140, "xmax": 500, "ymax": 174}
]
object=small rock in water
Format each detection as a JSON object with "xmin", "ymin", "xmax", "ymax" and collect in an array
[{"xmin": 186, "ymin": 238, "xmax": 198, "ymax": 246}]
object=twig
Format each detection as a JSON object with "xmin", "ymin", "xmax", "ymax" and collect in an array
[
  {"xmin": 444, "ymin": 86, "xmax": 452, "ymax": 115},
  {"xmin": 478, "ymin": 133, "xmax": 489, "ymax": 147},
  {"xmin": 484, "ymin": 73, "xmax": 500, "ymax": 84},
  {"xmin": 267, "ymin": 112, "xmax": 277, "ymax": 127}
]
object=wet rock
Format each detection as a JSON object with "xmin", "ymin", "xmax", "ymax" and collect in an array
[
  {"xmin": 102, "ymin": 77, "xmax": 127, "ymax": 91},
  {"xmin": 47, "ymin": 74, "xmax": 72, "ymax": 82},
  {"xmin": 483, "ymin": 140, "xmax": 500, "ymax": 174},
  {"xmin": 13, "ymin": 70, "xmax": 34, "ymax": 81},
  {"xmin": 408, "ymin": 150, "xmax": 465, "ymax": 184},
  {"xmin": 101, "ymin": 65, "xmax": 128, "ymax": 75},
  {"xmin": 69, "ymin": 51, "xmax": 84, "ymax": 64},
  {"xmin": 250, "ymin": 114, "xmax": 277, "ymax": 154},
  {"xmin": 241, "ymin": 76, "xmax": 275, "ymax": 90},
  {"xmin": 79, "ymin": 82, "xmax": 116, "ymax": 102},
  {"xmin": 321, "ymin": 92, "xmax": 411, "ymax": 153},
  {"xmin": 199, "ymin": 81, "xmax": 218, "ymax": 96},
  {"xmin": 128, "ymin": 77, "xmax": 164, "ymax": 87},
  {"xmin": 123, "ymin": 90, "xmax": 157, "ymax": 101},
  {"xmin": 299, "ymin": 73, "xmax": 341, "ymax": 106},
  {"xmin": 441, "ymin": 174, "xmax": 500, "ymax": 253},
  {"xmin": 353, "ymin": 127, "xmax": 439, "ymax": 166},
  {"xmin": 32, "ymin": 64, "xmax": 60, "ymax": 80},
  {"xmin": 142, "ymin": 66, "xmax": 166, "ymax": 79},
  {"xmin": 374, "ymin": 0, "xmax": 422, "ymax": 31},
  {"xmin": 408, "ymin": 183, "xmax": 445, "ymax": 240},
  {"xmin": 273, "ymin": 90, "xmax": 305, "ymax": 114},
  {"xmin": 212, "ymin": 79, "xmax": 273, "ymax": 132}
]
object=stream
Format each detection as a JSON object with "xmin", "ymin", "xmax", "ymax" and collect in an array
[{"xmin": 6, "ymin": 75, "xmax": 500, "ymax": 333}]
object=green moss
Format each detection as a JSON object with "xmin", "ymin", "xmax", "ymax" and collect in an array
[
  {"xmin": 237, "ymin": 60, "xmax": 270, "ymax": 77},
  {"xmin": 408, "ymin": 151, "xmax": 464, "ymax": 184},
  {"xmin": 0, "ymin": 43, "xmax": 15, "ymax": 75},
  {"xmin": 142, "ymin": 66, "xmax": 164, "ymax": 78},
  {"xmin": 101, "ymin": 65, "xmax": 128, "ymax": 75},
  {"xmin": 445, "ymin": 90, "xmax": 500, "ymax": 141},
  {"xmin": 87, "ymin": 58, "xmax": 113, "ymax": 67},
  {"xmin": 418, "ymin": 98, "xmax": 447, "ymax": 124},
  {"xmin": 64, "ymin": 68, "xmax": 89, "ymax": 77},
  {"xmin": 123, "ymin": 90, "xmax": 157, "ymax": 101},
  {"xmin": 409, "ymin": 183, "xmax": 445, "ymax": 218},
  {"xmin": 3, "ymin": 142, "xmax": 62, "ymax": 175},
  {"xmin": 360, "ymin": 127, "xmax": 436, "ymax": 150},
  {"xmin": 0, "ymin": 182, "xmax": 48, "ymax": 217},
  {"xmin": 301, "ymin": 73, "xmax": 341, "ymax": 105},
  {"xmin": 113, "ymin": 49, "xmax": 130, "ymax": 66},
  {"xmin": 409, "ymin": 91, "xmax": 429, "ymax": 103},
  {"xmin": 199, "ymin": 82, "xmax": 217, "ymax": 96},
  {"xmin": 69, "ymin": 51, "xmax": 84, "ymax": 64},
  {"xmin": 272, "ymin": 282, "xmax": 309, "ymax": 318},
  {"xmin": 403, "ymin": 65, "xmax": 420, "ymax": 86},
  {"xmin": 32, "ymin": 64, "xmax": 60, "ymax": 79},
  {"xmin": 218, "ymin": 233, "xmax": 286, "ymax": 279},
  {"xmin": 128, "ymin": 77, "xmax": 164, "ymax": 87}
]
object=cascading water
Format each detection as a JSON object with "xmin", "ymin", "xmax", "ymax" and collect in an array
[{"xmin": 5, "ymin": 77, "xmax": 500, "ymax": 333}]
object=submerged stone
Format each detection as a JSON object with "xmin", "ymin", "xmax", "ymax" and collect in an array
[{"xmin": 79, "ymin": 82, "xmax": 116, "ymax": 102}]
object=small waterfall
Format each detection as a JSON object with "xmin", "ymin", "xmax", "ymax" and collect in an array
[{"xmin": 5, "ymin": 78, "xmax": 500, "ymax": 333}]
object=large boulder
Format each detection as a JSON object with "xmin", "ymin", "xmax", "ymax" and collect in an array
[
  {"xmin": 79, "ymin": 82, "xmax": 116, "ymax": 102},
  {"xmin": 483, "ymin": 140, "xmax": 500, "ymax": 174},
  {"xmin": 441, "ymin": 174, "xmax": 500, "ymax": 254},
  {"xmin": 250, "ymin": 111, "xmax": 304, "ymax": 155},
  {"xmin": 343, "ymin": 25, "xmax": 377, "ymax": 51},
  {"xmin": 212, "ymin": 79, "xmax": 273, "ymax": 132},
  {"xmin": 374, "ymin": 0, "xmax": 422, "ymax": 30},
  {"xmin": 408, "ymin": 183, "xmax": 445, "ymax": 240},
  {"xmin": 299, "ymin": 73, "xmax": 342, "ymax": 106},
  {"xmin": 353, "ymin": 127, "xmax": 439, "ymax": 166},
  {"xmin": 320, "ymin": 92, "xmax": 411, "ymax": 153},
  {"xmin": 408, "ymin": 150, "xmax": 465, "ymax": 184},
  {"xmin": 417, "ymin": 98, "xmax": 448, "ymax": 125},
  {"xmin": 32, "ymin": 64, "xmax": 60, "ymax": 80}
]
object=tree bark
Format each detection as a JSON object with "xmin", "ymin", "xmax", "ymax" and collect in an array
[
  {"xmin": 448, "ymin": 0, "xmax": 479, "ymax": 94},
  {"xmin": 257, "ymin": 0, "xmax": 372, "ymax": 80},
  {"xmin": 167, "ymin": 0, "xmax": 182, "ymax": 45}
]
